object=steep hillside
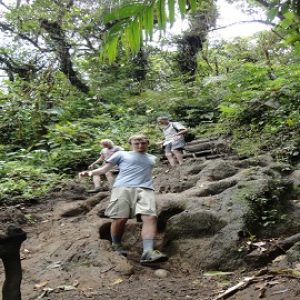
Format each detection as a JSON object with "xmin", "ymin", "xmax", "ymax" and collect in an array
[{"xmin": 1, "ymin": 138, "xmax": 300, "ymax": 300}]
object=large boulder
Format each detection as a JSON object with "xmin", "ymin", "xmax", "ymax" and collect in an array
[{"xmin": 155, "ymin": 155, "xmax": 300, "ymax": 270}]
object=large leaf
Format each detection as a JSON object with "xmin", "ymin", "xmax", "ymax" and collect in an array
[
  {"xmin": 158, "ymin": 0, "xmax": 167, "ymax": 30},
  {"xmin": 178, "ymin": 0, "xmax": 187, "ymax": 18},
  {"xmin": 128, "ymin": 18, "xmax": 141, "ymax": 52},
  {"xmin": 190, "ymin": 0, "xmax": 197, "ymax": 11},
  {"xmin": 168, "ymin": 0, "xmax": 175, "ymax": 25},
  {"xmin": 103, "ymin": 3, "xmax": 145, "ymax": 24},
  {"xmin": 101, "ymin": 0, "xmax": 198, "ymax": 62},
  {"xmin": 142, "ymin": 4, "xmax": 154, "ymax": 39},
  {"xmin": 107, "ymin": 36, "xmax": 119, "ymax": 63}
]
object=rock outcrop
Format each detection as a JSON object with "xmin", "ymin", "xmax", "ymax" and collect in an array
[
  {"xmin": 2, "ymin": 138, "xmax": 299, "ymax": 300},
  {"xmin": 154, "ymin": 138, "xmax": 300, "ymax": 270}
]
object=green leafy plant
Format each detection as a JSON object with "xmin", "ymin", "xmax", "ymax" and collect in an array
[
  {"xmin": 101, "ymin": 0, "xmax": 198, "ymax": 62},
  {"xmin": 244, "ymin": 180, "xmax": 292, "ymax": 235}
]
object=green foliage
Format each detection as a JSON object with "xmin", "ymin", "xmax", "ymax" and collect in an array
[
  {"xmin": 0, "ymin": 71, "xmax": 93, "ymax": 147},
  {"xmin": 195, "ymin": 34, "xmax": 300, "ymax": 158},
  {"xmin": 101, "ymin": 0, "xmax": 197, "ymax": 62},
  {"xmin": 1, "ymin": 0, "xmax": 300, "ymax": 206},
  {"xmin": 0, "ymin": 160, "xmax": 63, "ymax": 205},
  {"xmin": 263, "ymin": 0, "xmax": 300, "ymax": 52},
  {"xmin": 244, "ymin": 180, "xmax": 291, "ymax": 234}
]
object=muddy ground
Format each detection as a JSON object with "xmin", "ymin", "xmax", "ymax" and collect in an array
[
  {"xmin": 1, "ymin": 188, "xmax": 299, "ymax": 300},
  {"xmin": 1, "ymin": 148, "xmax": 300, "ymax": 300}
]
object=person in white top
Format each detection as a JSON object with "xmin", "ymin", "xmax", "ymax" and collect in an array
[
  {"xmin": 157, "ymin": 116, "xmax": 188, "ymax": 167},
  {"xmin": 88, "ymin": 139, "xmax": 123, "ymax": 192},
  {"xmin": 79, "ymin": 134, "xmax": 168, "ymax": 264}
]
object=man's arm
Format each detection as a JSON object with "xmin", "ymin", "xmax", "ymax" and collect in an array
[
  {"xmin": 176, "ymin": 128, "xmax": 188, "ymax": 136},
  {"xmin": 88, "ymin": 154, "xmax": 105, "ymax": 169},
  {"xmin": 79, "ymin": 162, "xmax": 114, "ymax": 178},
  {"xmin": 172, "ymin": 122, "xmax": 188, "ymax": 136}
]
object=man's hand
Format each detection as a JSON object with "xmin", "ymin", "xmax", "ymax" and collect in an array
[
  {"xmin": 156, "ymin": 141, "xmax": 164, "ymax": 147},
  {"xmin": 88, "ymin": 163, "xmax": 95, "ymax": 170},
  {"xmin": 78, "ymin": 171, "xmax": 91, "ymax": 178}
]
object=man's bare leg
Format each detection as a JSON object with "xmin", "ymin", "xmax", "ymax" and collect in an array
[
  {"xmin": 165, "ymin": 152, "xmax": 176, "ymax": 167},
  {"xmin": 92, "ymin": 175, "xmax": 101, "ymax": 189},
  {"xmin": 172, "ymin": 149, "xmax": 184, "ymax": 165},
  {"xmin": 141, "ymin": 215, "xmax": 157, "ymax": 241},
  {"xmin": 105, "ymin": 171, "xmax": 115, "ymax": 187},
  {"xmin": 110, "ymin": 218, "xmax": 128, "ymax": 256},
  {"xmin": 111, "ymin": 218, "xmax": 128, "ymax": 241},
  {"xmin": 140, "ymin": 215, "xmax": 168, "ymax": 262}
]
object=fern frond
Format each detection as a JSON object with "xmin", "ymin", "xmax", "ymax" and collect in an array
[
  {"xmin": 178, "ymin": 0, "xmax": 186, "ymax": 18},
  {"xmin": 103, "ymin": 3, "xmax": 145, "ymax": 24},
  {"xmin": 189, "ymin": 0, "xmax": 197, "ymax": 12},
  {"xmin": 142, "ymin": 4, "xmax": 154, "ymax": 40},
  {"xmin": 101, "ymin": 0, "xmax": 197, "ymax": 62},
  {"xmin": 168, "ymin": 0, "xmax": 175, "ymax": 25},
  {"xmin": 158, "ymin": 0, "xmax": 167, "ymax": 30}
]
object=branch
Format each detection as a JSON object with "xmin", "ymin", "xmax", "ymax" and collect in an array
[
  {"xmin": 40, "ymin": 19, "xmax": 89, "ymax": 93},
  {"xmin": 271, "ymin": 28, "xmax": 285, "ymax": 39},
  {"xmin": 209, "ymin": 19, "xmax": 275, "ymax": 33},
  {"xmin": 16, "ymin": 0, "xmax": 21, "ymax": 8},
  {"xmin": 0, "ymin": 0, "xmax": 10, "ymax": 10},
  {"xmin": 82, "ymin": 36, "xmax": 97, "ymax": 52},
  {"xmin": 0, "ymin": 54, "xmax": 41, "ymax": 81},
  {"xmin": 0, "ymin": 21, "xmax": 50, "ymax": 52},
  {"xmin": 213, "ymin": 276, "xmax": 256, "ymax": 300}
]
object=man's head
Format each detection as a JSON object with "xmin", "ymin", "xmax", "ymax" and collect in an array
[
  {"xmin": 157, "ymin": 116, "xmax": 170, "ymax": 126},
  {"xmin": 100, "ymin": 139, "xmax": 114, "ymax": 148},
  {"xmin": 128, "ymin": 134, "xmax": 149, "ymax": 152}
]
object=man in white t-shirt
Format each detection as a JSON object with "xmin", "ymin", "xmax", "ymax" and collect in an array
[
  {"xmin": 79, "ymin": 134, "xmax": 168, "ymax": 264},
  {"xmin": 88, "ymin": 139, "xmax": 123, "ymax": 192},
  {"xmin": 157, "ymin": 116, "xmax": 188, "ymax": 166}
]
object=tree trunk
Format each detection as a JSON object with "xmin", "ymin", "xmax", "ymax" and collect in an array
[
  {"xmin": 0, "ymin": 225, "xmax": 27, "ymax": 300},
  {"xmin": 40, "ymin": 19, "xmax": 89, "ymax": 93}
]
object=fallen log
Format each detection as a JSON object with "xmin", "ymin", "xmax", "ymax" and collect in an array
[
  {"xmin": 205, "ymin": 154, "xmax": 226, "ymax": 160},
  {"xmin": 278, "ymin": 232, "xmax": 300, "ymax": 250},
  {"xmin": 193, "ymin": 150, "xmax": 213, "ymax": 157},
  {"xmin": 186, "ymin": 136, "xmax": 219, "ymax": 146},
  {"xmin": 184, "ymin": 142, "xmax": 215, "ymax": 152},
  {"xmin": 0, "ymin": 225, "xmax": 27, "ymax": 300},
  {"xmin": 245, "ymin": 232, "xmax": 300, "ymax": 268},
  {"xmin": 212, "ymin": 269, "xmax": 269, "ymax": 300},
  {"xmin": 212, "ymin": 276, "xmax": 256, "ymax": 300}
]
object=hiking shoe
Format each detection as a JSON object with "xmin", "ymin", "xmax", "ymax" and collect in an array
[
  {"xmin": 112, "ymin": 244, "xmax": 128, "ymax": 257},
  {"xmin": 140, "ymin": 250, "xmax": 168, "ymax": 264}
]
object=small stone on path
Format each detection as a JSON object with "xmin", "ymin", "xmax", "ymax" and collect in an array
[{"xmin": 154, "ymin": 269, "xmax": 169, "ymax": 278}]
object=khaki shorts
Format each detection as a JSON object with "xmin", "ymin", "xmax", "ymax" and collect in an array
[
  {"xmin": 164, "ymin": 139, "xmax": 185, "ymax": 153},
  {"xmin": 105, "ymin": 187, "xmax": 157, "ymax": 220}
]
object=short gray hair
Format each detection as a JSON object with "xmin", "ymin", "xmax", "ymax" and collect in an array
[{"xmin": 157, "ymin": 116, "xmax": 170, "ymax": 122}]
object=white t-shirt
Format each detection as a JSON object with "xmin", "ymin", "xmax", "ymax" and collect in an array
[
  {"xmin": 162, "ymin": 122, "xmax": 186, "ymax": 146},
  {"xmin": 107, "ymin": 151, "xmax": 156, "ymax": 190},
  {"xmin": 100, "ymin": 146, "xmax": 123, "ymax": 160}
]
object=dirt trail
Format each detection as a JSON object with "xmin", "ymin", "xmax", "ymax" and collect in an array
[
  {"xmin": 0, "ymin": 193, "xmax": 219, "ymax": 300},
  {"xmin": 1, "ymin": 138, "xmax": 300, "ymax": 299},
  {"xmin": 2, "ymin": 197, "xmax": 299, "ymax": 300}
]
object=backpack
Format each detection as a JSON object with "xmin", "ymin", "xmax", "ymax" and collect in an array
[{"xmin": 171, "ymin": 122, "xmax": 196, "ymax": 143}]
